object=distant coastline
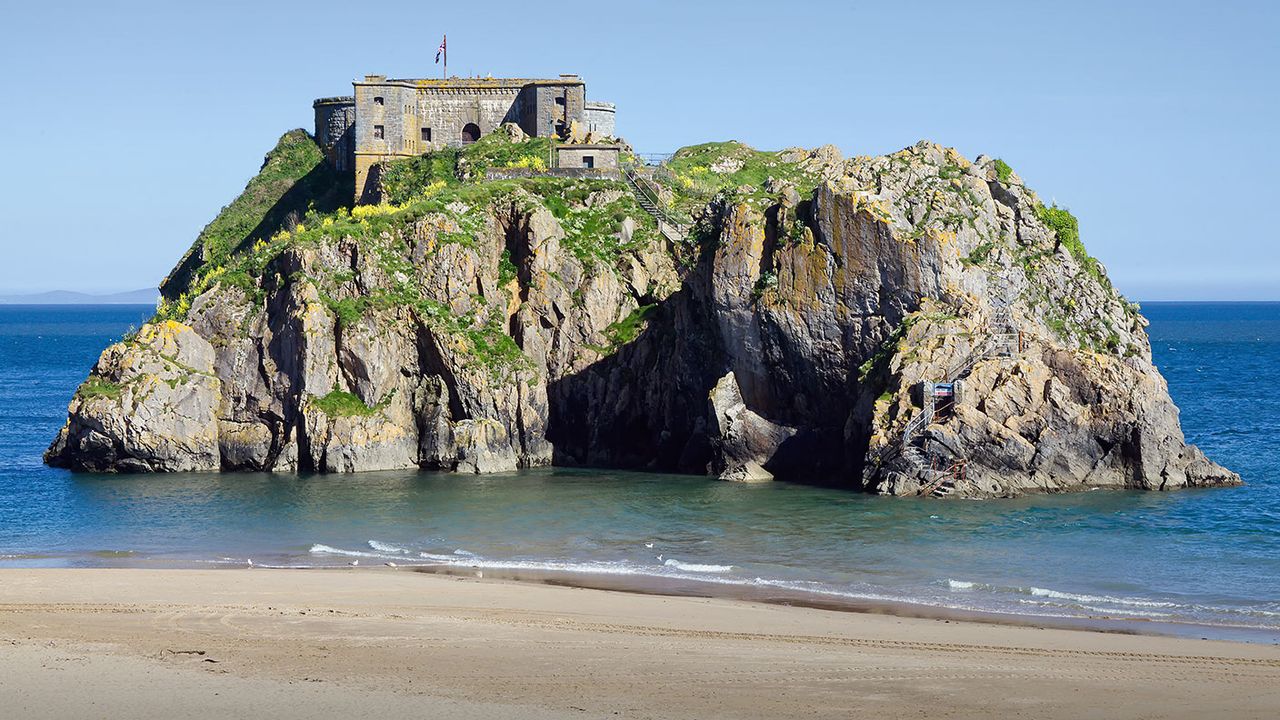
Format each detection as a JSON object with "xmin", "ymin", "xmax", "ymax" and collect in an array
[{"xmin": 0, "ymin": 288, "xmax": 157, "ymax": 305}]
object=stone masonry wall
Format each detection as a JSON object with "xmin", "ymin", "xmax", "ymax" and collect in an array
[
  {"xmin": 349, "ymin": 77, "xmax": 590, "ymax": 201},
  {"xmin": 556, "ymin": 146, "xmax": 620, "ymax": 169},
  {"xmin": 313, "ymin": 97, "xmax": 355, "ymax": 172},
  {"xmin": 583, "ymin": 102, "xmax": 616, "ymax": 137}
]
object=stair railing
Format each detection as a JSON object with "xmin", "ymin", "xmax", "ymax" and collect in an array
[
  {"xmin": 899, "ymin": 291, "xmax": 1020, "ymax": 496},
  {"xmin": 622, "ymin": 161, "xmax": 690, "ymax": 241}
]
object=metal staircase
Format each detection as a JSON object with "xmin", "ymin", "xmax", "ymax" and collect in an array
[
  {"xmin": 622, "ymin": 163, "xmax": 689, "ymax": 245},
  {"xmin": 900, "ymin": 277, "xmax": 1020, "ymax": 497}
]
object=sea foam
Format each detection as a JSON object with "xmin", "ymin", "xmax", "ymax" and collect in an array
[
  {"xmin": 663, "ymin": 558, "xmax": 733, "ymax": 573},
  {"xmin": 367, "ymin": 540, "xmax": 410, "ymax": 554}
]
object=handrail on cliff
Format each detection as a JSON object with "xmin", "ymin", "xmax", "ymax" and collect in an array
[
  {"xmin": 899, "ymin": 298, "xmax": 1022, "ymax": 497},
  {"xmin": 919, "ymin": 459, "xmax": 966, "ymax": 497},
  {"xmin": 621, "ymin": 161, "xmax": 690, "ymax": 241}
]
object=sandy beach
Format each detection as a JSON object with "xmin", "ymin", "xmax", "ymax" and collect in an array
[{"xmin": 0, "ymin": 569, "xmax": 1275, "ymax": 719}]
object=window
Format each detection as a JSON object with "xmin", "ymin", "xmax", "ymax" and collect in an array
[
  {"xmin": 555, "ymin": 96, "xmax": 565, "ymax": 106},
  {"xmin": 421, "ymin": 127, "xmax": 432, "ymax": 142},
  {"xmin": 373, "ymin": 125, "xmax": 384, "ymax": 139},
  {"xmin": 461, "ymin": 123, "xmax": 480, "ymax": 143},
  {"xmin": 582, "ymin": 155, "xmax": 594, "ymax": 169},
  {"xmin": 373, "ymin": 96, "xmax": 384, "ymax": 106}
]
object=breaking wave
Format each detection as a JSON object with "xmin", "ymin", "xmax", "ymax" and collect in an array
[{"xmin": 663, "ymin": 558, "xmax": 733, "ymax": 573}]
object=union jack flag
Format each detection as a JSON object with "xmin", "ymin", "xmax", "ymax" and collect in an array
[{"xmin": 435, "ymin": 35, "xmax": 446, "ymax": 64}]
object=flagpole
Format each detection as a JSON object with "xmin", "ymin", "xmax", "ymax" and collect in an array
[{"xmin": 443, "ymin": 35, "xmax": 447, "ymax": 79}]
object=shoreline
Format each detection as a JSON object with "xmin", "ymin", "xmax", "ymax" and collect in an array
[
  {"xmin": 1, "ymin": 568, "xmax": 1278, "ymax": 719},
  {"xmin": 403, "ymin": 563, "xmax": 1280, "ymax": 645},
  {"xmin": 5, "ymin": 553, "xmax": 1277, "ymax": 645}
]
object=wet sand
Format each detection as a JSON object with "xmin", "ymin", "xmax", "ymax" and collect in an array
[{"xmin": 1, "ymin": 568, "xmax": 1278, "ymax": 719}]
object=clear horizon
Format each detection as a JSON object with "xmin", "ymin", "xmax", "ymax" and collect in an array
[{"xmin": 0, "ymin": 0, "xmax": 1275, "ymax": 300}]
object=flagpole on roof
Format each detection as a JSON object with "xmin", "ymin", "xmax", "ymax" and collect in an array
[{"xmin": 435, "ymin": 34, "xmax": 447, "ymax": 79}]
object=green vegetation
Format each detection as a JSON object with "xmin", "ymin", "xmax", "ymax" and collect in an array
[
  {"xmin": 544, "ymin": 188, "xmax": 658, "ymax": 271},
  {"xmin": 378, "ymin": 148, "xmax": 460, "ymax": 202},
  {"xmin": 656, "ymin": 141, "xmax": 821, "ymax": 221},
  {"xmin": 498, "ymin": 248, "xmax": 518, "ymax": 287},
  {"xmin": 1017, "ymin": 248, "xmax": 1132, "ymax": 356},
  {"xmin": 162, "ymin": 130, "xmax": 350, "ymax": 300},
  {"xmin": 752, "ymin": 270, "xmax": 779, "ymax": 300},
  {"xmin": 462, "ymin": 132, "xmax": 552, "ymax": 176},
  {"xmin": 76, "ymin": 376, "xmax": 123, "ymax": 401},
  {"xmin": 858, "ymin": 315, "xmax": 919, "ymax": 383},
  {"xmin": 1043, "ymin": 309, "xmax": 1070, "ymax": 340},
  {"xmin": 465, "ymin": 320, "xmax": 527, "ymax": 370},
  {"xmin": 601, "ymin": 304, "xmax": 658, "ymax": 348},
  {"xmin": 197, "ymin": 130, "xmax": 327, "ymax": 263},
  {"xmin": 1033, "ymin": 202, "xmax": 1107, "ymax": 285},
  {"xmin": 856, "ymin": 309, "xmax": 962, "ymax": 388},
  {"xmin": 311, "ymin": 390, "xmax": 392, "ymax": 418},
  {"xmin": 1104, "ymin": 331, "xmax": 1122, "ymax": 353},
  {"xmin": 322, "ymin": 295, "xmax": 367, "ymax": 329},
  {"xmin": 960, "ymin": 241, "xmax": 995, "ymax": 267},
  {"xmin": 378, "ymin": 133, "xmax": 551, "ymax": 204},
  {"xmin": 1033, "ymin": 203, "xmax": 1080, "ymax": 254},
  {"xmin": 993, "ymin": 158, "xmax": 1014, "ymax": 183},
  {"xmin": 879, "ymin": 146, "xmax": 995, "ymax": 240},
  {"xmin": 376, "ymin": 136, "xmax": 661, "ymax": 273},
  {"xmin": 148, "ymin": 130, "xmax": 678, "ymax": 375}
]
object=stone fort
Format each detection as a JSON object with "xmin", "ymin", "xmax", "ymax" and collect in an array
[{"xmin": 313, "ymin": 73, "xmax": 616, "ymax": 201}]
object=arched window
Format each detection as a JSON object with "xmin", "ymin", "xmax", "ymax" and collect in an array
[{"xmin": 461, "ymin": 123, "xmax": 480, "ymax": 143}]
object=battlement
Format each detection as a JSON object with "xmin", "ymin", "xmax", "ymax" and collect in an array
[{"xmin": 355, "ymin": 76, "xmax": 584, "ymax": 90}]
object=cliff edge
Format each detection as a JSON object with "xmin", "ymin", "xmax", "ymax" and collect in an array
[{"xmin": 46, "ymin": 128, "xmax": 1239, "ymax": 497}]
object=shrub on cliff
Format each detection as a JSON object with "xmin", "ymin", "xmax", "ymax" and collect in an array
[
  {"xmin": 159, "ymin": 129, "xmax": 351, "ymax": 301},
  {"xmin": 1033, "ymin": 202, "xmax": 1106, "ymax": 284}
]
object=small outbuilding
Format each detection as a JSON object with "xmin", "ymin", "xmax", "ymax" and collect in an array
[{"xmin": 556, "ymin": 143, "xmax": 622, "ymax": 170}]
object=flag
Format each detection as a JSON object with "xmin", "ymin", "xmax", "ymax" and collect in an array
[{"xmin": 435, "ymin": 35, "xmax": 446, "ymax": 64}]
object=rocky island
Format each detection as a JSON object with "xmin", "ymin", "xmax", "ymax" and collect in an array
[{"xmin": 45, "ymin": 126, "xmax": 1239, "ymax": 497}]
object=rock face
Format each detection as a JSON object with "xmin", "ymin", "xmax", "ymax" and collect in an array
[
  {"xmin": 47, "ymin": 132, "xmax": 1238, "ymax": 497},
  {"xmin": 47, "ymin": 321, "xmax": 222, "ymax": 472}
]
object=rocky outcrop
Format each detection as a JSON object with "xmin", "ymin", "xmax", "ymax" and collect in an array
[
  {"xmin": 707, "ymin": 373, "xmax": 796, "ymax": 482},
  {"xmin": 47, "ymin": 322, "xmax": 222, "ymax": 472},
  {"xmin": 47, "ymin": 132, "xmax": 1238, "ymax": 496}
]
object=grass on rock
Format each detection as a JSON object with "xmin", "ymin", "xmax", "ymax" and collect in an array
[{"xmin": 311, "ymin": 390, "xmax": 391, "ymax": 418}]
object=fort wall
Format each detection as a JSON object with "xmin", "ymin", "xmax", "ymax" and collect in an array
[
  {"xmin": 321, "ymin": 73, "xmax": 610, "ymax": 201},
  {"xmin": 313, "ymin": 97, "xmax": 356, "ymax": 173},
  {"xmin": 583, "ymin": 101, "xmax": 616, "ymax": 138}
]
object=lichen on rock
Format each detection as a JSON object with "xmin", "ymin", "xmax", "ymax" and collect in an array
[{"xmin": 47, "ymin": 130, "xmax": 1238, "ymax": 497}]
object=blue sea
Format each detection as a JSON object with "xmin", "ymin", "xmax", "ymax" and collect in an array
[{"xmin": 1, "ymin": 303, "xmax": 1277, "ymax": 641}]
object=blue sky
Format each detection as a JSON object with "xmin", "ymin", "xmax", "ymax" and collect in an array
[{"xmin": 0, "ymin": 0, "xmax": 1275, "ymax": 299}]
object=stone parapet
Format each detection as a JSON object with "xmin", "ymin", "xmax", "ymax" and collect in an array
[{"xmin": 483, "ymin": 167, "xmax": 622, "ymax": 181}]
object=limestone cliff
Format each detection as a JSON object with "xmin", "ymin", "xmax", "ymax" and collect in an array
[{"xmin": 46, "ymin": 129, "xmax": 1238, "ymax": 497}]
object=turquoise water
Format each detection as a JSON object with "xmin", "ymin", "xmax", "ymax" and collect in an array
[{"xmin": 1, "ymin": 303, "xmax": 1277, "ymax": 639}]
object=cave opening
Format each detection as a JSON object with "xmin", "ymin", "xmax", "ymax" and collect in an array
[{"xmin": 502, "ymin": 215, "xmax": 535, "ymax": 345}]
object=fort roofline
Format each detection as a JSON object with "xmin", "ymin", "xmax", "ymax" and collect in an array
[{"xmin": 353, "ymin": 74, "xmax": 584, "ymax": 90}]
